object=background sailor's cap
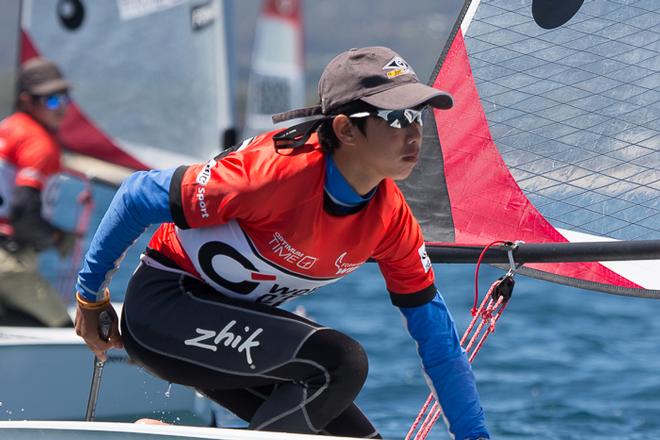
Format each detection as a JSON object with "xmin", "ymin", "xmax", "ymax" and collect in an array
[{"xmin": 19, "ymin": 57, "xmax": 71, "ymax": 96}]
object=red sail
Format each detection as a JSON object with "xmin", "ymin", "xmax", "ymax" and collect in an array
[
  {"xmin": 399, "ymin": 0, "xmax": 659, "ymax": 297},
  {"xmin": 434, "ymin": 31, "xmax": 641, "ymax": 291}
]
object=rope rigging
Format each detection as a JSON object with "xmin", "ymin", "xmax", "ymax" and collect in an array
[{"xmin": 406, "ymin": 241, "xmax": 522, "ymax": 440}]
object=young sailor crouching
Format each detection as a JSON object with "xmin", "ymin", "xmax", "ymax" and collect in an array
[{"xmin": 75, "ymin": 46, "xmax": 490, "ymax": 439}]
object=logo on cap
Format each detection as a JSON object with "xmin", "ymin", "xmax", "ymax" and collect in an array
[{"xmin": 382, "ymin": 56, "xmax": 412, "ymax": 79}]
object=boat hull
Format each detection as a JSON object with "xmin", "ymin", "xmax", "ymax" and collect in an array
[{"xmin": 0, "ymin": 326, "xmax": 210, "ymax": 423}]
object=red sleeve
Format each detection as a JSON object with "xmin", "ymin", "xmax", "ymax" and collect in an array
[
  {"xmin": 372, "ymin": 184, "xmax": 436, "ymax": 307},
  {"xmin": 14, "ymin": 130, "xmax": 60, "ymax": 190}
]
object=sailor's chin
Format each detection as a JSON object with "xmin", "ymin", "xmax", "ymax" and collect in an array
[{"xmin": 392, "ymin": 164, "xmax": 417, "ymax": 181}]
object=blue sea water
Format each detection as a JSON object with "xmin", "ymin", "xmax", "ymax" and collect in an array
[{"xmin": 42, "ymin": 181, "xmax": 660, "ymax": 440}]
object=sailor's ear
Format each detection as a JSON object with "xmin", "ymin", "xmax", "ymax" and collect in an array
[
  {"xmin": 17, "ymin": 92, "xmax": 34, "ymax": 111},
  {"xmin": 332, "ymin": 115, "xmax": 360, "ymax": 147}
]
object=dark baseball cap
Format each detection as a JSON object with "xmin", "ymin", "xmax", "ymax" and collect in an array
[
  {"xmin": 273, "ymin": 46, "xmax": 453, "ymax": 124},
  {"xmin": 19, "ymin": 58, "xmax": 71, "ymax": 96}
]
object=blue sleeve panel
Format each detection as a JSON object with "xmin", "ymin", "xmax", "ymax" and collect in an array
[
  {"xmin": 76, "ymin": 168, "xmax": 175, "ymax": 301},
  {"xmin": 399, "ymin": 292, "xmax": 490, "ymax": 440}
]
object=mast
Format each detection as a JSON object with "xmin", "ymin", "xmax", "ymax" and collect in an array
[{"xmin": 0, "ymin": 0, "xmax": 21, "ymax": 120}]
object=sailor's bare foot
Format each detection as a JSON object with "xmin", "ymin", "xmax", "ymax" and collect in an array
[{"xmin": 135, "ymin": 418, "xmax": 169, "ymax": 425}]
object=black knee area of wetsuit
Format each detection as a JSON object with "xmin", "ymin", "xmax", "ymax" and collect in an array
[
  {"xmin": 297, "ymin": 328, "xmax": 369, "ymax": 395},
  {"xmin": 246, "ymin": 328, "xmax": 370, "ymax": 434}
]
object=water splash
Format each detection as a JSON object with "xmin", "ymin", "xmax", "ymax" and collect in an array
[{"xmin": 164, "ymin": 383, "xmax": 172, "ymax": 399}]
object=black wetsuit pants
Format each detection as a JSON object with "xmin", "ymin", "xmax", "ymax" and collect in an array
[{"xmin": 121, "ymin": 262, "xmax": 381, "ymax": 438}]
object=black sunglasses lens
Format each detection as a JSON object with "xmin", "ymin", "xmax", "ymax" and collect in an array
[
  {"xmin": 383, "ymin": 110, "xmax": 411, "ymax": 127},
  {"xmin": 391, "ymin": 109, "xmax": 422, "ymax": 127}
]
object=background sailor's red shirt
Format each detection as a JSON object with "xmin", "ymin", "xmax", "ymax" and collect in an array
[{"xmin": 0, "ymin": 112, "xmax": 61, "ymax": 190}]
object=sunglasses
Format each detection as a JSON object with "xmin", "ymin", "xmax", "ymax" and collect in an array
[
  {"xmin": 348, "ymin": 107, "xmax": 427, "ymax": 128},
  {"xmin": 38, "ymin": 93, "xmax": 71, "ymax": 110},
  {"xmin": 273, "ymin": 106, "xmax": 428, "ymax": 151}
]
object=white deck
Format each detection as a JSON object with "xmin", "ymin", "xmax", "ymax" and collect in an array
[{"xmin": 0, "ymin": 421, "xmax": 359, "ymax": 440}]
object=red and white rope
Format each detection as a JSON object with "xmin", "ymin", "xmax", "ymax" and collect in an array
[{"xmin": 405, "ymin": 263, "xmax": 513, "ymax": 440}]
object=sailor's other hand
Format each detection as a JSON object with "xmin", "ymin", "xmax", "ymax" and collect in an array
[
  {"xmin": 75, "ymin": 294, "xmax": 123, "ymax": 361},
  {"xmin": 54, "ymin": 229, "xmax": 79, "ymax": 258}
]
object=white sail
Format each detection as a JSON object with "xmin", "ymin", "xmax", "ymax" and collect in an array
[
  {"xmin": 21, "ymin": 0, "xmax": 237, "ymax": 184},
  {"xmin": 243, "ymin": 0, "xmax": 305, "ymax": 137}
]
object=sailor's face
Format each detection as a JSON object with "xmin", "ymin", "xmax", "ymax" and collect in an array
[
  {"xmin": 29, "ymin": 92, "xmax": 69, "ymax": 132},
  {"xmin": 361, "ymin": 115, "xmax": 422, "ymax": 181}
]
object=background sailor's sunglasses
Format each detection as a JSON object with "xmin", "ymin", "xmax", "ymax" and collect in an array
[
  {"xmin": 37, "ymin": 92, "xmax": 71, "ymax": 110},
  {"xmin": 348, "ymin": 107, "xmax": 428, "ymax": 128}
]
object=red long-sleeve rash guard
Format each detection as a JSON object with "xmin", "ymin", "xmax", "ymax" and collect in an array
[{"xmin": 147, "ymin": 132, "xmax": 436, "ymax": 307}]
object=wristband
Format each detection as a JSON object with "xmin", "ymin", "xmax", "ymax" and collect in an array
[{"xmin": 76, "ymin": 291, "xmax": 110, "ymax": 310}]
